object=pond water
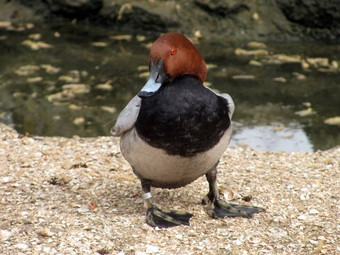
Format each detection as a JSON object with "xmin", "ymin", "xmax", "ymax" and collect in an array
[{"xmin": 0, "ymin": 23, "xmax": 339, "ymax": 152}]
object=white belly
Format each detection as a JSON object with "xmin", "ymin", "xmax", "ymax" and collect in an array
[{"xmin": 120, "ymin": 127, "xmax": 232, "ymax": 188}]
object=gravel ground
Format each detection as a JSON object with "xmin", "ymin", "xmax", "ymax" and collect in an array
[{"xmin": 0, "ymin": 123, "xmax": 339, "ymax": 255}]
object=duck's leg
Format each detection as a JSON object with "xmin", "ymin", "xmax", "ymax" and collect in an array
[
  {"xmin": 202, "ymin": 166, "xmax": 265, "ymax": 218},
  {"xmin": 141, "ymin": 179, "xmax": 193, "ymax": 228}
]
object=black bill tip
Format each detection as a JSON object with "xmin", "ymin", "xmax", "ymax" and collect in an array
[{"xmin": 138, "ymin": 91, "xmax": 155, "ymax": 98}]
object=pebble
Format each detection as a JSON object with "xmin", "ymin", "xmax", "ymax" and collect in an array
[
  {"xmin": 324, "ymin": 116, "xmax": 340, "ymax": 126},
  {"xmin": 222, "ymin": 188, "xmax": 234, "ymax": 201},
  {"xmin": 309, "ymin": 239, "xmax": 318, "ymax": 245},
  {"xmin": 17, "ymin": 64, "xmax": 40, "ymax": 73},
  {"xmin": 101, "ymin": 106, "xmax": 116, "ymax": 114},
  {"xmin": 293, "ymin": 72, "xmax": 306, "ymax": 80},
  {"xmin": 139, "ymin": 72, "xmax": 150, "ymax": 78},
  {"xmin": 300, "ymin": 194, "xmax": 308, "ymax": 200},
  {"xmin": 306, "ymin": 57, "xmax": 329, "ymax": 68},
  {"xmin": 0, "ymin": 230, "xmax": 11, "ymax": 241},
  {"xmin": 109, "ymin": 35, "xmax": 132, "ymax": 41},
  {"xmin": 232, "ymin": 75, "xmax": 255, "ymax": 80},
  {"xmin": 95, "ymin": 83, "xmax": 113, "ymax": 91},
  {"xmin": 13, "ymin": 92, "xmax": 28, "ymax": 98},
  {"xmin": 247, "ymin": 41, "xmax": 267, "ymax": 49},
  {"xmin": 136, "ymin": 35, "xmax": 146, "ymax": 42},
  {"xmin": 36, "ymin": 227, "xmax": 53, "ymax": 237},
  {"xmin": 235, "ymin": 48, "xmax": 268, "ymax": 56},
  {"xmin": 28, "ymin": 33, "xmax": 41, "ymax": 40},
  {"xmin": 203, "ymin": 81, "xmax": 212, "ymax": 87},
  {"xmin": 295, "ymin": 108, "xmax": 316, "ymax": 117},
  {"xmin": 274, "ymin": 77, "xmax": 287, "ymax": 83},
  {"xmin": 145, "ymin": 245, "xmax": 159, "ymax": 253},
  {"xmin": 286, "ymin": 184, "xmax": 294, "ymax": 189},
  {"xmin": 273, "ymin": 216, "xmax": 285, "ymax": 223},
  {"xmin": 91, "ymin": 42, "xmax": 108, "ymax": 47},
  {"xmin": 0, "ymin": 21, "xmax": 11, "ymax": 28},
  {"xmin": 47, "ymin": 91, "xmax": 75, "ymax": 102},
  {"xmin": 14, "ymin": 243, "xmax": 29, "ymax": 250},
  {"xmin": 43, "ymin": 247, "xmax": 51, "ymax": 253},
  {"xmin": 40, "ymin": 64, "xmax": 60, "ymax": 74},
  {"xmin": 297, "ymin": 214, "xmax": 308, "ymax": 220},
  {"xmin": 34, "ymin": 152, "xmax": 42, "ymax": 157},
  {"xmin": 264, "ymin": 54, "xmax": 301, "ymax": 64},
  {"xmin": 26, "ymin": 23, "xmax": 34, "ymax": 29},
  {"xmin": 303, "ymin": 102, "xmax": 312, "ymax": 108},
  {"xmin": 69, "ymin": 104, "xmax": 82, "ymax": 110},
  {"xmin": 206, "ymin": 63, "xmax": 218, "ymax": 69},
  {"xmin": 1, "ymin": 176, "xmax": 13, "ymax": 184},
  {"xmin": 73, "ymin": 117, "xmax": 85, "ymax": 126},
  {"xmin": 64, "ymin": 149, "xmax": 74, "ymax": 155},
  {"xmin": 22, "ymin": 40, "xmax": 53, "ymax": 50},
  {"xmin": 252, "ymin": 12, "xmax": 259, "ymax": 20},
  {"xmin": 234, "ymin": 239, "xmax": 242, "ymax": 245},
  {"xmin": 62, "ymin": 84, "xmax": 89, "ymax": 94},
  {"xmin": 59, "ymin": 75, "xmax": 79, "ymax": 83},
  {"xmin": 137, "ymin": 65, "xmax": 149, "ymax": 71},
  {"xmin": 249, "ymin": 60, "xmax": 262, "ymax": 66},
  {"xmin": 27, "ymin": 77, "xmax": 43, "ymax": 83},
  {"xmin": 300, "ymin": 187, "xmax": 309, "ymax": 192},
  {"xmin": 194, "ymin": 30, "xmax": 203, "ymax": 40},
  {"xmin": 309, "ymin": 209, "xmax": 319, "ymax": 214}
]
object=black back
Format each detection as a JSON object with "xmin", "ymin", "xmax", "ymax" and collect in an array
[{"xmin": 135, "ymin": 75, "xmax": 231, "ymax": 157}]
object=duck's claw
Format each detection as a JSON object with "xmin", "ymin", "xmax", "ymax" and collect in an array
[
  {"xmin": 146, "ymin": 206, "xmax": 193, "ymax": 228},
  {"xmin": 203, "ymin": 197, "xmax": 265, "ymax": 219}
]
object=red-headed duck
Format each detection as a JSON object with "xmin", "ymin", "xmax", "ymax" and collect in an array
[{"xmin": 111, "ymin": 32, "xmax": 264, "ymax": 228}]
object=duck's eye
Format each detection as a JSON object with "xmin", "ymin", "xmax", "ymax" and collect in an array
[{"xmin": 171, "ymin": 48, "xmax": 177, "ymax": 55}]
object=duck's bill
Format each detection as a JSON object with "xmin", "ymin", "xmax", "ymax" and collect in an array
[
  {"xmin": 138, "ymin": 59, "xmax": 166, "ymax": 98},
  {"xmin": 138, "ymin": 77, "xmax": 162, "ymax": 98}
]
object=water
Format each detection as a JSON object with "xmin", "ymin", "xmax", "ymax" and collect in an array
[{"xmin": 0, "ymin": 23, "xmax": 339, "ymax": 152}]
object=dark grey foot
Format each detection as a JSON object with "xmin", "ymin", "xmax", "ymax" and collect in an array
[
  {"xmin": 146, "ymin": 206, "xmax": 193, "ymax": 228},
  {"xmin": 202, "ymin": 197, "xmax": 265, "ymax": 219}
]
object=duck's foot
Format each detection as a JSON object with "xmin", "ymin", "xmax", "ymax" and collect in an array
[
  {"xmin": 202, "ymin": 196, "xmax": 265, "ymax": 219},
  {"xmin": 146, "ymin": 206, "xmax": 193, "ymax": 228}
]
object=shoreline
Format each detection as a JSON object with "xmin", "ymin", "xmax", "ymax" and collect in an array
[{"xmin": 0, "ymin": 123, "xmax": 338, "ymax": 254}]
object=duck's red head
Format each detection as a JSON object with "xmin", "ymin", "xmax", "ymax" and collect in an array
[
  {"xmin": 150, "ymin": 33, "xmax": 207, "ymax": 83},
  {"xmin": 139, "ymin": 33, "xmax": 207, "ymax": 98}
]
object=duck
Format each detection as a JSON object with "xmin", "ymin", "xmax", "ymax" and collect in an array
[{"xmin": 111, "ymin": 32, "xmax": 264, "ymax": 228}]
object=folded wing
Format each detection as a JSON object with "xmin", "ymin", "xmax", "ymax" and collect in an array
[{"xmin": 111, "ymin": 95, "xmax": 141, "ymax": 135}]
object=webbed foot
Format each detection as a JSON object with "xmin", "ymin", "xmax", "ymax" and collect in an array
[
  {"xmin": 146, "ymin": 206, "xmax": 193, "ymax": 228},
  {"xmin": 140, "ymin": 180, "xmax": 193, "ymax": 228},
  {"xmin": 202, "ymin": 196, "xmax": 265, "ymax": 218},
  {"xmin": 203, "ymin": 166, "xmax": 265, "ymax": 219}
]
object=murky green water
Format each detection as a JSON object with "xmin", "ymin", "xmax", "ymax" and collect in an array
[{"xmin": 0, "ymin": 23, "xmax": 339, "ymax": 152}]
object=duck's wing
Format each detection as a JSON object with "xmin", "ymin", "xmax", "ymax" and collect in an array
[
  {"xmin": 218, "ymin": 93, "xmax": 235, "ymax": 119},
  {"xmin": 205, "ymin": 86, "xmax": 235, "ymax": 119},
  {"xmin": 111, "ymin": 95, "xmax": 141, "ymax": 135}
]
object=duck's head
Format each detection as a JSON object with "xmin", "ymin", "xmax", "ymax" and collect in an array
[{"xmin": 138, "ymin": 33, "xmax": 207, "ymax": 98}]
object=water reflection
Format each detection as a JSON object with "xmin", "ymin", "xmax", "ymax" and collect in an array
[
  {"xmin": 0, "ymin": 23, "xmax": 339, "ymax": 152},
  {"xmin": 230, "ymin": 124, "xmax": 314, "ymax": 152}
]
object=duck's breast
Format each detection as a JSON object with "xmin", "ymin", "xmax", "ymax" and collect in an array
[{"xmin": 120, "ymin": 126, "xmax": 232, "ymax": 188}]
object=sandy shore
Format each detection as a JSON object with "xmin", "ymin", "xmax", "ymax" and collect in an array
[{"xmin": 0, "ymin": 123, "xmax": 338, "ymax": 254}]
